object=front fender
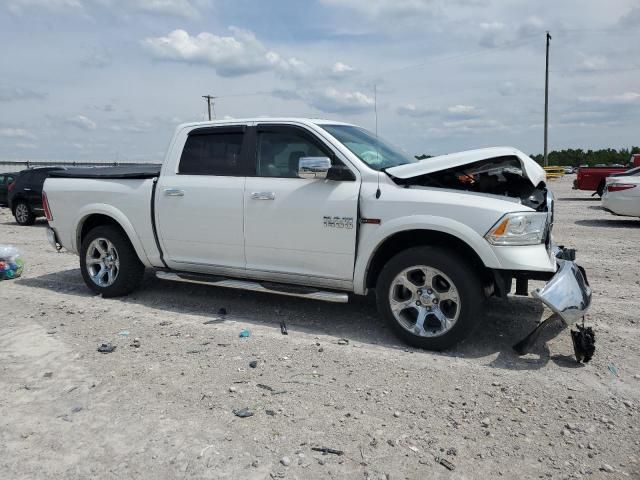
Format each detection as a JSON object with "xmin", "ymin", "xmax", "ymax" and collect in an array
[
  {"xmin": 74, "ymin": 204, "xmax": 153, "ymax": 267},
  {"xmin": 353, "ymin": 215, "xmax": 501, "ymax": 295}
]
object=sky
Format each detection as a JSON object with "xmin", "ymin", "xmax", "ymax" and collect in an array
[{"xmin": 0, "ymin": 0, "xmax": 639, "ymax": 162}]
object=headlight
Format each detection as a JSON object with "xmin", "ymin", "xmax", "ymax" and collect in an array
[{"xmin": 485, "ymin": 212, "xmax": 548, "ymax": 246}]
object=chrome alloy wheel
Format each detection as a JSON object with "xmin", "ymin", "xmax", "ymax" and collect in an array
[
  {"xmin": 85, "ymin": 237, "xmax": 120, "ymax": 287},
  {"xmin": 388, "ymin": 265, "xmax": 461, "ymax": 337},
  {"xmin": 15, "ymin": 203, "xmax": 30, "ymax": 223}
]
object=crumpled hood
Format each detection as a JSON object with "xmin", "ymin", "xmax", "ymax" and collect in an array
[{"xmin": 386, "ymin": 147, "xmax": 547, "ymax": 187}]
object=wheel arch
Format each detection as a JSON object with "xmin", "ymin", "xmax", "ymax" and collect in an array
[{"xmin": 75, "ymin": 208, "xmax": 152, "ymax": 267}]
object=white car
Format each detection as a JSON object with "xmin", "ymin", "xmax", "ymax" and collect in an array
[
  {"xmin": 603, "ymin": 169, "xmax": 640, "ymax": 217},
  {"xmin": 43, "ymin": 118, "xmax": 591, "ymax": 352}
]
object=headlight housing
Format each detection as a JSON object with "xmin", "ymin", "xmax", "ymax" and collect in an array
[{"xmin": 485, "ymin": 212, "xmax": 549, "ymax": 246}]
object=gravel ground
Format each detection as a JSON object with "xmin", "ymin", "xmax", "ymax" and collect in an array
[{"xmin": 1, "ymin": 175, "xmax": 639, "ymax": 480}]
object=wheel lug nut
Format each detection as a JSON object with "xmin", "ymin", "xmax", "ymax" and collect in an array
[
  {"xmin": 417, "ymin": 289, "xmax": 422, "ymax": 295},
  {"xmin": 432, "ymin": 298, "xmax": 438, "ymax": 304},
  {"xmin": 427, "ymin": 289, "xmax": 433, "ymax": 294},
  {"xmin": 415, "ymin": 301, "xmax": 421, "ymax": 306}
]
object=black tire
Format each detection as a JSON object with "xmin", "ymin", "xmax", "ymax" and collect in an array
[
  {"xmin": 376, "ymin": 246, "xmax": 484, "ymax": 350},
  {"xmin": 596, "ymin": 180, "xmax": 605, "ymax": 197},
  {"xmin": 13, "ymin": 200, "xmax": 36, "ymax": 226},
  {"xmin": 80, "ymin": 225, "xmax": 145, "ymax": 297}
]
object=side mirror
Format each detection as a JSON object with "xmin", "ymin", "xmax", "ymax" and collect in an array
[{"xmin": 298, "ymin": 157, "xmax": 331, "ymax": 179}]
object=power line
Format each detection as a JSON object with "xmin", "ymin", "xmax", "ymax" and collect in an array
[{"xmin": 202, "ymin": 95, "xmax": 216, "ymax": 120}]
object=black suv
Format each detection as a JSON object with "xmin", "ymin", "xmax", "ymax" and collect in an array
[
  {"xmin": 8, "ymin": 167, "xmax": 64, "ymax": 225},
  {"xmin": 0, "ymin": 172, "xmax": 18, "ymax": 207}
]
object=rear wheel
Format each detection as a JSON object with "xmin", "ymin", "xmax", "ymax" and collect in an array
[
  {"xmin": 14, "ymin": 201, "xmax": 35, "ymax": 226},
  {"xmin": 80, "ymin": 225, "xmax": 144, "ymax": 297},
  {"xmin": 376, "ymin": 246, "xmax": 484, "ymax": 350}
]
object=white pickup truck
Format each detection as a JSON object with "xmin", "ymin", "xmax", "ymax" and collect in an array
[{"xmin": 43, "ymin": 118, "xmax": 592, "ymax": 352}]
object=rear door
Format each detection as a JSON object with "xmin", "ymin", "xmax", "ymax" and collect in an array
[
  {"xmin": 156, "ymin": 126, "xmax": 250, "ymax": 271},
  {"xmin": 243, "ymin": 124, "xmax": 360, "ymax": 284}
]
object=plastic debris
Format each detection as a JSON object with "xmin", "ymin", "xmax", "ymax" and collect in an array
[
  {"xmin": 607, "ymin": 363, "xmax": 618, "ymax": 377},
  {"xmin": 311, "ymin": 447, "xmax": 344, "ymax": 456},
  {"xmin": 97, "ymin": 343, "xmax": 116, "ymax": 353},
  {"xmin": 571, "ymin": 324, "xmax": 596, "ymax": 363},
  {"xmin": 118, "ymin": 330, "xmax": 130, "ymax": 336},
  {"xmin": 239, "ymin": 329, "xmax": 250, "ymax": 338},
  {"xmin": 435, "ymin": 457, "xmax": 456, "ymax": 471},
  {"xmin": 233, "ymin": 407, "xmax": 254, "ymax": 418},
  {"xmin": 131, "ymin": 338, "xmax": 141, "ymax": 348},
  {"xmin": 337, "ymin": 338, "xmax": 349, "ymax": 345},
  {"xmin": 0, "ymin": 245, "xmax": 24, "ymax": 281}
]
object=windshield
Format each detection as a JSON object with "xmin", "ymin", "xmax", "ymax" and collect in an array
[{"xmin": 321, "ymin": 124, "xmax": 417, "ymax": 171}]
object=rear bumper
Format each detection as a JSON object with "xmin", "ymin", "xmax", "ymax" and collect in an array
[{"xmin": 532, "ymin": 248, "xmax": 592, "ymax": 325}]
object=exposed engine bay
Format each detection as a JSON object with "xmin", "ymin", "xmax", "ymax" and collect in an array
[{"xmin": 390, "ymin": 155, "xmax": 549, "ymax": 211}]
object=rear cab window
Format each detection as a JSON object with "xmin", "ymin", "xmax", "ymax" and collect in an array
[{"xmin": 179, "ymin": 127, "xmax": 247, "ymax": 176}]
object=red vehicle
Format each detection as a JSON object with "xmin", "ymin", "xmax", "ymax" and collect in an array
[{"xmin": 574, "ymin": 154, "xmax": 640, "ymax": 196}]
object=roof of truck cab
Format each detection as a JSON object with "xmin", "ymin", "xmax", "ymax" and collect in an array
[{"xmin": 177, "ymin": 118, "xmax": 356, "ymax": 130}]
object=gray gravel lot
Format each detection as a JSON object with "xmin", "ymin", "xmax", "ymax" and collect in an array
[{"xmin": 1, "ymin": 175, "xmax": 639, "ymax": 479}]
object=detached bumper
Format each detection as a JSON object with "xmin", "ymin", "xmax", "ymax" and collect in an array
[{"xmin": 532, "ymin": 250, "xmax": 591, "ymax": 325}]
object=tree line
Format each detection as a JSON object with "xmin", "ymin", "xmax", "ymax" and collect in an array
[{"xmin": 415, "ymin": 147, "xmax": 640, "ymax": 166}]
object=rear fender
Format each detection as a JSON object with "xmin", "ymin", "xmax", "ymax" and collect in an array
[{"xmin": 74, "ymin": 204, "xmax": 152, "ymax": 267}]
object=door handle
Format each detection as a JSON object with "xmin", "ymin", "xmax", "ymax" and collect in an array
[
  {"xmin": 164, "ymin": 188, "xmax": 184, "ymax": 197},
  {"xmin": 23, "ymin": 188, "xmax": 31, "ymax": 191},
  {"xmin": 251, "ymin": 192, "xmax": 275, "ymax": 200}
]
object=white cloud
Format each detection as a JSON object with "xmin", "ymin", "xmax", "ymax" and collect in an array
[
  {"xmin": 67, "ymin": 115, "xmax": 97, "ymax": 130},
  {"xmin": 497, "ymin": 81, "xmax": 516, "ymax": 96},
  {"xmin": 0, "ymin": 86, "xmax": 46, "ymax": 101},
  {"xmin": 0, "ymin": 128, "xmax": 36, "ymax": 139},
  {"xmin": 5, "ymin": 0, "xmax": 209, "ymax": 19},
  {"xmin": 143, "ymin": 27, "xmax": 309, "ymax": 78},
  {"xmin": 331, "ymin": 62, "xmax": 356, "ymax": 75},
  {"xmin": 319, "ymin": 0, "xmax": 441, "ymax": 20},
  {"xmin": 578, "ymin": 92, "xmax": 640, "ymax": 105},
  {"xmin": 309, "ymin": 88, "xmax": 374, "ymax": 113},
  {"xmin": 447, "ymin": 104, "xmax": 476, "ymax": 115},
  {"xmin": 397, "ymin": 104, "xmax": 438, "ymax": 117}
]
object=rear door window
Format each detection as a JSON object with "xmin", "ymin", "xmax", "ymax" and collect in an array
[{"xmin": 179, "ymin": 128, "xmax": 246, "ymax": 176}]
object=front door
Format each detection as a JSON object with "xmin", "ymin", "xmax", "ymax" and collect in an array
[
  {"xmin": 243, "ymin": 125, "xmax": 360, "ymax": 283},
  {"xmin": 156, "ymin": 126, "xmax": 249, "ymax": 271}
]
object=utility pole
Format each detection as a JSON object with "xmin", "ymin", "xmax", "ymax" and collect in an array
[
  {"xmin": 202, "ymin": 95, "xmax": 216, "ymax": 121},
  {"xmin": 544, "ymin": 31, "xmax": 551, "ymax": 167}
]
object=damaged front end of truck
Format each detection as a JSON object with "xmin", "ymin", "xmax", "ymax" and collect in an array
[{"xmin": 385, "ymin": 147, "xmax": 594, "ymax": 362}]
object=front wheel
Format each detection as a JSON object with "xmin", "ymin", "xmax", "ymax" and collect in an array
[
  {"xmin": 376, "ymin": 246, "xmax": 485, "ymax": 350},
  {"xmin": 14, "ymin": 201, "xmax": 35, "ymax": 226},
  {"xmin": 80, "ymin": 225, "xmax": 145, "ymax": 297}
]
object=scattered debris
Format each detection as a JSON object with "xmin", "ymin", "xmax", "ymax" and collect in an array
[
  {"xmin": 280, "ymin": 456, "xmax": 291, "ymax": 467},
  {"xmin": 43, "ymin": 372, "xmax": 53, "ymax": 378},
  {"xmin": 97, "ymin": 343, "xmax": 116, "ymax": 353},
  {"xmin": 249, "ymin": 360, "xmax": 258, "ymax": 368},
  {"xmin": 393, "ymin": 411, "xmax": 401, "ymax": 418},
  {"xmin": 233, "ymin": 407, "xmax": 254, "ymax": 418},
  {"xmin": 0, "ymin": 245, "xmax": 25, "ymax": 280},
  {"xmin": 187, "ymin": 350, "xmax": 201, "ymax": 354},
  {"xmin": 607, "ymin": 363, "xmax": 618, "ymax": 377},
  {"xmin": 229, "ymin": 386, "xmax": 237, "ymax": 393},
  {"xmin": 71, "ymin": 406, "xmax": 83, "ymax": 413},
  {"xmin": 446, "ymin": 447, "xmax": 458, "ymax": 456},
  {"xmin": 337, "ymin": 338, "xmax": 349, "ymax": 346},
  {"xmin": 481, "ymin": 417, "xmax": 490, "ymax": 427},
  {"xmin": 600, "ymin": 464, "xmax": 615, "ymax": 473},
  {"xmin": 265, "ymin": 409, "xmax": 276, "ymax": 416},
  {"xmin": 118, "ymin": 330, "xmax": 130, "ymax": 336},
  {"xmin": 256, "ymin": 384, "xmax": 274, "ymax": 392},
  {"xmin": 131, "ymin": 338, "xmax": 141, "ymax": 348},
  {"xmin": 280, "ymin": 321, "xmax": 288, "ymax": 335},
  {"xmin": 158, "ymin": 320, "xmax": 172, "ymax": 326},
  {"xmin": 571, "ymin": 324, "xmax": 596, "ymax": 363},
  {"xmin": 239, "ymin": 329, "xmax": 250, "ymax": 338},
  {"xmin": 311, "ymin": 447, "xmax": 344, "ymax": 456},
  {"xmin": 203, "ymin": 318, "xmax": 224, "ymax": 325},
  {"xmin": 435, "ymin": 456, "xmax": 456, "ymax": 471}
]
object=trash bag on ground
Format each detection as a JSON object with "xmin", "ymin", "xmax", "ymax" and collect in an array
[{"xmin": 0, "ymin": 245, "xmax": 24, "ymax": 280}]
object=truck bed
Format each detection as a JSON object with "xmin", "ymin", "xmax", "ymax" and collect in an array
[{"xmin": 49, "ymin": 165, "xmax": 161, "ymax": 179}]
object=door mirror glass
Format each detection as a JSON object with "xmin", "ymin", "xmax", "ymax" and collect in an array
[{"xmin": 298, "ymin": 157, "xmax": 331, "ymax": 179}]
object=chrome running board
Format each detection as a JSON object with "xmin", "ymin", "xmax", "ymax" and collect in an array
[{"xmin": 156, "ymin": 271, "xmax": 349, "ymax": 303}]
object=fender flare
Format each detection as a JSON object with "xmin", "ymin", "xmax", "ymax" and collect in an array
[
  {"xmin": 74, "ymin": 204, "xmax": 153, "ymax": 267},
  {"xmin": 353, "ymin": 215, "xmax": 501, "ymax": 295}
]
